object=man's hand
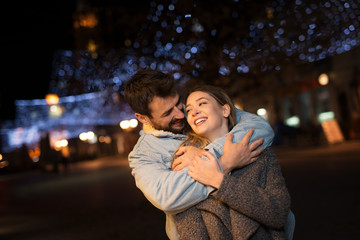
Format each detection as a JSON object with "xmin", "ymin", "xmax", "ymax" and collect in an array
[
  {"xmin": 220, "ymin": 129, "xmax": 264, "ymax": 174},
  {"xmin": 172, "ymin": 146, "xmax": 208, "ymax": 171}
]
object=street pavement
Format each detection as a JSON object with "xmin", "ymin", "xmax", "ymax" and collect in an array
[{"xmin": 1, "ymin": 140, "xmax": 359, "ymax": 240}]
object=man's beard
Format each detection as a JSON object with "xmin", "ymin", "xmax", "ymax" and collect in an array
[{"xmin": 151, "ymin": 118, "xmax": 186, "ymax": 134}]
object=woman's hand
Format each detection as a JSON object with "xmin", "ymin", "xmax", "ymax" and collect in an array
[
  {"xmin": 188, "ymin": 151, "xmax": 224, "ymax": 189},
  {"xmin": 172, "ymin": 146, "xmax": 208, "ymax": 171}
]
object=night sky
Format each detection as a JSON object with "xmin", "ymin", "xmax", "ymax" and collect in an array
[{"xmin": 1, "ymin": 1, "xmax": 75, "ymax": 120}]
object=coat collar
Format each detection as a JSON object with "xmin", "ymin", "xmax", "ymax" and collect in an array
[{"xmin": 142, "ymin": 123, "xmax": 186, "ymax": 139}]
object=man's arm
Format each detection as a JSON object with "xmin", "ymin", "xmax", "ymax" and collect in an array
[
  {"xmin": 220, "ymin": 129, "xmax": 265, "ymax": 174},
  {"xmin": 173, "ymin": 109, "xmax": 274, "ymax": 173},
  {"xmin": 233, "ymin": 108, "xmax": 274, "ymax": 147},
  {"xmin": 205, "ymin": 108, "xmax": 274, "ymax": 166},
  {"xmin": 128, "ymin": 136, "xmax": 214, "ymax": 215}
]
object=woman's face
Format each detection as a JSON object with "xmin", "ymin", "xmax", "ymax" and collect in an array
[{"xmin": 185, "ymin": 91, "xmax": 230, "ymax": 141}]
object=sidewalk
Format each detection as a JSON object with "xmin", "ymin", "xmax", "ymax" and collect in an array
[
  {"xmin": 1, "ymin": 142, "xmax": 359, "ymax": 240},
  {"xmin": 0, "ymin": 155, "xmax": 129, "ymax": 182},
  {"xmin": 273, "ymin": 139, "xmax": 360, "ymax": 156},
  {"xmin": 273, "ymin": 139, "xmax": 360, "ymax": 240}
]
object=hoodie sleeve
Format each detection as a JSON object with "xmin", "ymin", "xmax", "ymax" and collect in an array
[
  {"xmin": 205, "ymin": 108, "xmax": 274, "ymax": 159},
  {"xmin": 128, "ymin": 135, "xmax": 214, "ymax": 215}
]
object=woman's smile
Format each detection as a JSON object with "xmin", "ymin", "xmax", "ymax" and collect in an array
[{"xmin": 194, "ymin": 117, "xmax": 207, "ymax": 126}]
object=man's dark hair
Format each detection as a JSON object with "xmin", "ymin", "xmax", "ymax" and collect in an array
[{"xmin": 124, "ymin": 69, "xmax": 177, "ymax": 117}]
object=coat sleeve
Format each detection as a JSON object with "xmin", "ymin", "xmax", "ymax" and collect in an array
[{"xmin": 212, "ymin": 148, "xmax": 291, "ymax": 229}]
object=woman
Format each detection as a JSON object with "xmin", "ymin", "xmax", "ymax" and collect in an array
[{"xmin": 173, "ymin": 85, "xmax": 291, "ymax": 240}]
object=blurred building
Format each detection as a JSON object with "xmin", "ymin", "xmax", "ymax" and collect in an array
[
  {"xmin": 241, "ymin": 48, "xmax": 360, "ymax": 146},
  {"xmin": 0, "ymin": 90, "xmax": 139, "ymax": 172}
]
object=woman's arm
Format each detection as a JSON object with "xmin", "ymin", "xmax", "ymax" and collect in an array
[
  {"xmin": 188, "ymin": 150, "xmax": 225, "ymax": 189},
  {"xmin": 173, "ymin": 129, "xmax": 264, "ymax": 173},
  {"xmin": 189, "ymin": 148, "xmax": 290, "ymax": 229},
  {"xmin": 213, "ymin": 148, "xmax": 291, "ymax": 229}
]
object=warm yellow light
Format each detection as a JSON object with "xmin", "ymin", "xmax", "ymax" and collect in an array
[
  {"xmin": 99, "ymin": 136, "xmax": 112, "ymax": 144},
  {"xmin": 120, "ymin": 120, "xmax": 130, "ymax": 129},
  {"xmin": 79, "ymin": 131, "xmax": 96, "ymax": 143},
  {"xmin": 0, "ymin": 156, "xmax": 8, "ymax": 168},
  {"xmin": 49, "ymin": 105, "xmax": 63, "ymax": 118},
  {"xmin": 104, "ymin": 136, "xmax": 111, "ymax": 144},
  {"xmin": 88, "ymin": 40, "xmax": 97, "ymax": 52},
  {"xmin": 60, "ymin": 139, "xmax": 68, "ymax": 147},
  {"xmin": 54, "ymin": 141, "xmax": 62, "ymax": 150},
  {"xmin": 257, "ymin": 108, "xmax": 267, "ymax": 116},
  {"xmin": 78, "ymin": 13, "xmax": 98, "ymax": 28},
  {"xmin": 318, "ymin": 73, "xmax": 329, "ymax": 86},
  {"xmin": 45, "ymin": 94, "xmax": 59, "ymax": 105},
  {"xmin": 87, "ymin": 131, "xmax": 95, "ymax": 140},
  {"xmin": 129, "ymin": 119, "xmax": 139, "ymax": 128},
  {"xmin": 321, "ymin": 119, "xmax": 344, "ymax": 144},
  {"xmin": 54, "ymin": 139, "xmax": 68, "ymax": 151},
  {"xmin": 257, "ymin": 108, "xmax": 268, "ymax": 120},
  {"xmin": 79, "ymin": 132, "xmax": 88, "ymax": 141},
  {"xmin": 28, "ymin": 148, "xmax": 41, "ymax": 162},
  {"xmin": 28, "ymin": 148, "xmax": 40, "ymax": 158}
]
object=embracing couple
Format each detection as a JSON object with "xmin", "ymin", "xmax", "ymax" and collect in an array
[{"xmin": 123, "ymin": 69, "xmax": 295, "ymax": 240}]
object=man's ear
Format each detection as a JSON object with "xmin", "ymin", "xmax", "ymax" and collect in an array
[
  {"xmin": 135, "ymin": 113, "xmax": 150, "ymax": 125},
  {"xmin": 222, "ymin": 104, "xmax": 231, "ymax": 118}
]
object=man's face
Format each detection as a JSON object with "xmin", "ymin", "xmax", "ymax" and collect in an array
[{"xmin": 138, "ymin": 94, "xmax": 186, "ymax": 134}]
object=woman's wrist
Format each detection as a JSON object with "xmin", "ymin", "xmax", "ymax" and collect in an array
[
  {"xmin": 219, "ymin": 155, "xmax": 233, "ymax": 175},
  {"xmin": 212, "ymin": 172, "xmax": 224, "ymax": 189}
]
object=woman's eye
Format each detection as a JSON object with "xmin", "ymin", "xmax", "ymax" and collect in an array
[
  {"xmin": 186, "ymin": 109, "xmax": 192, "ymax": 113},
  {"xmin": 199, "ymin": 101, "xmax": 206, "ymax": 106}
]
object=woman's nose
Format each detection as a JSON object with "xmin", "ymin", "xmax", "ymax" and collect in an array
[{"xmin": 191, "ymin": 107, "xmax": 200, "ymax": 116}]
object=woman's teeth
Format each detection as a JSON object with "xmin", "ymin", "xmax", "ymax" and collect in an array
[{"xmin": 195, "ymin": 118, "xmax": 206, "ymax": 125}]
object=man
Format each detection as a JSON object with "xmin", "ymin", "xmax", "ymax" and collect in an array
[{"xmin": 123, "ymin": 69, "xmax": 294, "ymax": 239}]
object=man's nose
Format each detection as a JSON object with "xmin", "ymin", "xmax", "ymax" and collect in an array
[{"xmin": 174, "ymin": 106, "xmax": 185, "ymax": 118}]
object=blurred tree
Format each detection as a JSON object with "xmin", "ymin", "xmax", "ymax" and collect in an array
[{"xmin": 50, "ymin": 0, "xmax": 360, "ymax": 98}]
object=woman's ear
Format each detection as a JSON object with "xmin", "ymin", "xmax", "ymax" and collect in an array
[
  {"xmin": 135, "ymin": 113, "xmax": 150, "ymax": 125},
  {"xmin": 222, "ymin": 104, "xmax": 231, "ymax": 118}
]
